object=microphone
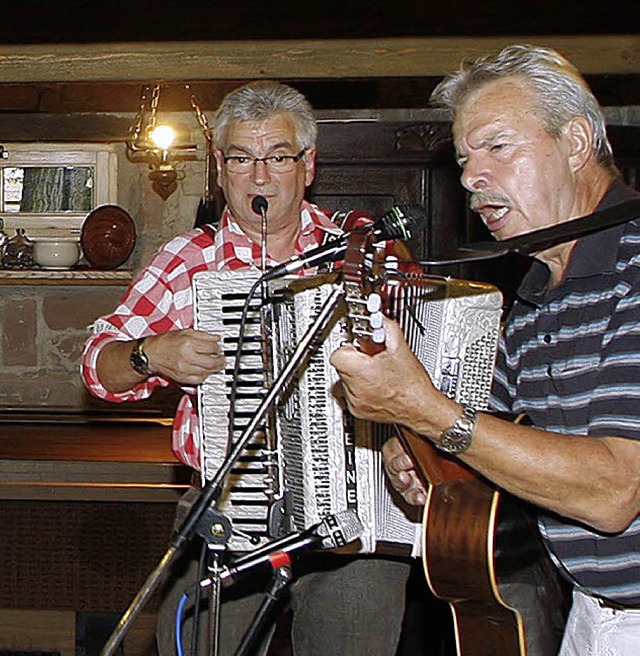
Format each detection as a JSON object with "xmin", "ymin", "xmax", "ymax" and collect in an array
[
  {"xmin": 217, "ymin": 509, "xmax": 364, "ymax": 585},
  {"xmin": 251, "ymin": 195, "xmax": 269, "ymax": 216},
  {"xmin": 261, "ymin": 204, "xmax": 427, "ymax": 281},
  {"xmin": 253, "ymin": 195, "xmax": 270, "ymax": 279}
]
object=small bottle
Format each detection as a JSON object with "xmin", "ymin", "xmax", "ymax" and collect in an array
[{"xmin": 3, "ymin": 228, "xmax": 35, "ymax": 269}]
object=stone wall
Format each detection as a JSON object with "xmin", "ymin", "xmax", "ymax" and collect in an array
[
  {"xmin": 0, "ymin": 140, "xmax": 205, "ymax": 416},
  {"xmin": 0, "ymin": 286, "xmax": 124, "ymax": 411}
]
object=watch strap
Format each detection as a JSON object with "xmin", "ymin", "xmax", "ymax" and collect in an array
[
  {"xmin": 436, "ymin": 405, "xmax": 477, "ymax": 454},
  {"xmin": 129, "ymin": 337, "xmax": 153, "ymax": 376}
]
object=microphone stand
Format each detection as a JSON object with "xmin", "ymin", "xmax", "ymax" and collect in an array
[
  {"xmin": 234, "ymin": 563, "xmax": 293, "ymax": 656},
  {"xmin": 206, "ymin": 545, "xmax": 226, "ymax": 655},
  {"xmin": 256, "ymin": 197, "xmax": 269, "ymax": 304},
  {"xmin": 100, "ymin": 282, "xmax": 345, "ymax": 656}
]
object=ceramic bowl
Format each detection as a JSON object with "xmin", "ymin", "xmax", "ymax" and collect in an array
[
  {"xmin": 80, "ymin": 205, "xmax": 136, "ymax": 269},
  {"xmin": 32, "ymin": 237, "xmax": 82, "ymax": 269}
]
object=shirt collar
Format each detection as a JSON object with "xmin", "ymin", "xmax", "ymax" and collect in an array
[
  {"xmin": 214, "ymin": 200, "xmax": 340, "ymax": 269},
  {"xmin": 299, "ymin": 203, "xmax": 343, "ymax": 238},
  {"xmin": 519, "ymin": 180, "xmax": 640, "ymax": 305}
]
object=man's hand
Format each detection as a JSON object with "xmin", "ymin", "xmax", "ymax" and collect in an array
[
  {"xmin": 330, "ymin": 318, "xmax": 454, "ymax": 438},
  {"xmin": 382, "ymin": 437, "xmax": 427, "ymax": 506},
  {"xmin": 96, "ymin": 328, "xmax": 225, "ymax": 393},
  {"xmin": 143, "ymin": 329, "xmax": 225, "ymax": 385}
]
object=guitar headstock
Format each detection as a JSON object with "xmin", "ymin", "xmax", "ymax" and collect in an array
[{"xmin": 341, "ymin": 226, "xmax": 387, "ymax": 355}]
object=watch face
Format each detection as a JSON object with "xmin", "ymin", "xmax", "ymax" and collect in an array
[
  {"xmin": 437, "ymin": 406, "xmax": 476, "ymax": 454},
  {"xmin": 130, "ymin": 340, "xmax": 151, "ymax": 375},
  {"xmin": 131, "ymin": 352, "xmax": 145, "ymax": 369},
  {"xmin": 439, "ymin": 427, "xmax": 472, "ymax": 454}
]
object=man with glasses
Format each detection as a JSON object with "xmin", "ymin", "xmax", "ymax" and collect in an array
[{"xmin": 81, "ymin": 81, "xmax": 412, "ymax": 655}]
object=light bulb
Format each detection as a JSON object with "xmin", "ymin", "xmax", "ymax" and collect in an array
[{"xmin": 150, "ymin": 125, "xmax": 176, "ymax": 151}]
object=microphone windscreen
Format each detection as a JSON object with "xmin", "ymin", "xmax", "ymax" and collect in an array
[
  {"xmin": 377, "ymin": 204, "xmax": 428, "ymax": 241},
  {"xmin": 251, "ymin": 195, "xmax": 269, "ymax": 216}
]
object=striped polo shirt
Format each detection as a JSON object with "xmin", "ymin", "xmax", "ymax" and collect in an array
[{"xmin": 490, "ymin": 180, "xmax": 640, "ymax": 605}]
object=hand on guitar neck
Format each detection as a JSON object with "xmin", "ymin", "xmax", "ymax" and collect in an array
[
  {"xmin": 332, "ymin": 225, "xmax": 455, "ymax": 504},
  {"xmin": 332, "ymin": 312, "xmax": 459, "ymax": 505}
]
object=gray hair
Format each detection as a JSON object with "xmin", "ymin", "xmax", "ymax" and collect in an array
[
  {"xmin": 431, "ymin": 44, "xmax": 616, "ymax": 172},
  {"xmin": 212, "ymin": 80, "xmax": 317, "ymax": 151}
]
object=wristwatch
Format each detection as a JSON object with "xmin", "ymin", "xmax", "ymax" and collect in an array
[
  {"xmin": 436, "ymin": 405, "xmax": 477, "ymax": 454},
  {"xmin": 129, "ymin": 337, "xmax": 154, "ymax": 376}
]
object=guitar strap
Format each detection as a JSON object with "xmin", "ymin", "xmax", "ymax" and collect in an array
[{"xmin": 422, "ymin": 198, "xmax": 640, "ymax": 265}]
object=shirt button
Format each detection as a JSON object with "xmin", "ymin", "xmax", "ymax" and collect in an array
[{"xmin": 543, "ymin": 334, "xmax": 552, "ymax": 344}]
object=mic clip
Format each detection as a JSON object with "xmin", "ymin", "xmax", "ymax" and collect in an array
[{"xmin": 193, "ymin": 505, "xmax": 233, "ymax": 547}]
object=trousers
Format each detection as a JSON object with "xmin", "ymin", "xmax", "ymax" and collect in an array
[
  {"xmin": 559, "ymin": 589, "xmax": 640, "ymax": 656},
  {"xmin": 156, "ymin": 546, "xmax": 411, "ymax": 656},
  {"xmin": 156, "ymin": 490, "xmax": 412, "ymax": 656},
  {"xmin": 497, "ymin": 554, "xmax": 569, "ymax": 656}
]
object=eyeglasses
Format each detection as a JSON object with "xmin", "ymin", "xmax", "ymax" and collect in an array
[{"xmin": 222, "ymin": 149, "xmax": 306, "ymax": 174}]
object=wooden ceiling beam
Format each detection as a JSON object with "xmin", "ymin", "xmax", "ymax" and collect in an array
[{"xmin": 0, "ymin": 35, "xmax": 637, "ymax": 83}]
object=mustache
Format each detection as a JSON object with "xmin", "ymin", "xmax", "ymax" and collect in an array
[{"xmin": 469, "ymin": 192, "xmax": 512, "ymax": 212}]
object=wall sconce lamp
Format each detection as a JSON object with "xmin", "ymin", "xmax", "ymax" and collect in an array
[{"xmin": 126, "ymin": 84, "xmax": 212, "ymax": 200}]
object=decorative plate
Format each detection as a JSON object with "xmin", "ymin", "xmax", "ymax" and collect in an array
[{"xmin": 81, "ymin": 205, "xmax": 136, "ymax": 269}]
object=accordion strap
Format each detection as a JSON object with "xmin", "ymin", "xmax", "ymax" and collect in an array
[{"xmin": 199, "ymin": 223, "xmax": 218, "ymax": 242}]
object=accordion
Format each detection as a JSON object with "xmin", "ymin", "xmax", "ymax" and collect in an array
[{"xmin": 193, "ymin": 268, "xmax": 502, "ymax": 554}]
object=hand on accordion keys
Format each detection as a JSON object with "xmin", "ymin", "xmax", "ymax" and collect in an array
[{"xmin": 211, "ymin": 509, "xmax": 365, "ymax": 586}]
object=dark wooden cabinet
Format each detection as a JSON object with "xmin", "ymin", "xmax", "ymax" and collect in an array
[{"xmin": 310, "ymin": 117, "xmax": 465, "ymax": 265}]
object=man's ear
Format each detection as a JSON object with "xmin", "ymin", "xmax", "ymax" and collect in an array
[
  {"xmin": 304, "ymin": 146, "xmax": 317, "ymax": 186},
  {"xmin": 564, "ymin": 116, "xmax": 594, "ymax": 173},
  {"xmin": 214, "ymin": 149, "xmax": 225, "ymax": 186}
]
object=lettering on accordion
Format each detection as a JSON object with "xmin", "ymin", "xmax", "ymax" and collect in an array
[{"xmin": 193, "ymin": 269, "xmax": 502, "ymax": 554}]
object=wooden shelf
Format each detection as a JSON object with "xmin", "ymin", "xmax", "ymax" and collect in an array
[{"xmin": 0, "ymin": 268, "xmax": 134, "ymax": 285}]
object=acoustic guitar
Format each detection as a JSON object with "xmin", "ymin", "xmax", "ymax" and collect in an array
[{"xmin": 340, "ymin": 227, "xmax": 568, "ymax": 656}]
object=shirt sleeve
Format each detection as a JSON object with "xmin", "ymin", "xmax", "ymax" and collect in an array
[
  {"xmin": 80, "ymin": 237, "xmax": 199, "ymax": 402},
  {"xmin": 80, "ymin": 328, "xmax": 171, "ymax": 403}
]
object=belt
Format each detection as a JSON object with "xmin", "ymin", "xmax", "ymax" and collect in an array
[{"xmin": 593, "ymin": 595, "xmax": 640, "ymax": 612}]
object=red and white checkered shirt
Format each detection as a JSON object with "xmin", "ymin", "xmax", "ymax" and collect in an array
[{"xmin": 82, "ymin": 201, "xmax": 380, "ymax": 469}]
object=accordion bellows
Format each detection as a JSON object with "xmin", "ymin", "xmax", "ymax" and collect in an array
[{"xmin": 193, "ymin": 269, "xmax": 502, "ymax": 554}]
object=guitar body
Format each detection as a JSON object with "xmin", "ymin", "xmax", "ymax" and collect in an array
[{"xmin": 401, "ymin": 427, "xmax": 568, "ymax": 656}]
